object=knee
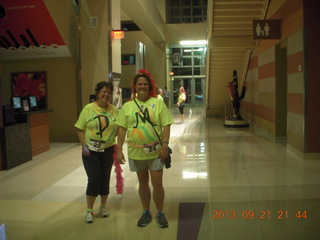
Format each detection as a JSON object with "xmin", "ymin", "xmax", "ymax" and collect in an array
[{"xmin": 151, "ymin": 179, "xmax": 163, "ymax": 188}]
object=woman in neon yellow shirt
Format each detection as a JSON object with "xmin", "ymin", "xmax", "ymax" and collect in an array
[
  {"xmin": 177, "ymin": 86, "xmax": 186, "ymax": 123},
  {"xmin": 116, "ymin": 69, "xmax": 173, "ymax": 228},
  {"xmin": 75, "ymin": 81, "xmax": 119, "ymax": 223}
]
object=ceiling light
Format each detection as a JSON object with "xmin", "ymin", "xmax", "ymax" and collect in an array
[{"xmin": 180, "ymin": 40, "xmax": 207, "ymax": 45}]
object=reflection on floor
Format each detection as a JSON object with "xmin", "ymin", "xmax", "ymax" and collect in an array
[{"xmin": 0, "ymin": 106, "xmax": 320, "ymax": 240}]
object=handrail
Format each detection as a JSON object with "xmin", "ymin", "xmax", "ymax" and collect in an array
[
  {"xmin": 240, "ymin": 0, "xmax": 270, "ymax": 95},
  {"xmin": 239, "ymin": 48, "xmax": 252, "ymax": 96}
]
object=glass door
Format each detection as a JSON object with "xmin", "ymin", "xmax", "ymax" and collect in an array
[
  {"xmin": 194, "ymin": 77, "xmax": 205, "ymax": 104},
  {"xmin": 171, "ymin": 77, "xmax": 205, "ymax": 106}
]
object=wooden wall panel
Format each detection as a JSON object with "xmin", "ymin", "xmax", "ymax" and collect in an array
[{"xmin": 30, "ymin": 113, "xmax": 50, "ymax": 156}]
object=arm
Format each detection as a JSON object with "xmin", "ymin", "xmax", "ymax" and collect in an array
[
  {"xmin": 177, "ymin": 94, "xmax": 181, "ymax": 106},
  {"xmin": 116, "ymin": 126, "xmax": 127, "ymax": 164},
  {"xmin": 76, "ymin": 128, "xmax": 90, "ymax": 157},
  {"xmin": 159, "ymin": 124, "xmax": 171, "ymax": 161},
  {"xmin": 177, "ymin": 93, "xmax": 186, "ymax": 105}
]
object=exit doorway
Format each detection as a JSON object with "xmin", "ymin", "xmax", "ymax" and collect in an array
[{"xmin": 171, "ymin": 76, "xmax": 205, "ymax": 106}]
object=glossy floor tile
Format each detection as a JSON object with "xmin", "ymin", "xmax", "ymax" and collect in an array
[{"xmin": 0, "ymin": 106, "xmax": 320, "ymax": 240}]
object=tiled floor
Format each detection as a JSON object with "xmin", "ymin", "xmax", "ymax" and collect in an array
[{"xmin": 0, "ymin": 106, "xmax": 320, "ymax": 240}]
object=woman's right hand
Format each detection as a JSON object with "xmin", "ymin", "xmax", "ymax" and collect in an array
[
  {"xmin": 117, "ymin": 150, "xmax": 126, "ymax": 164},
  {"xmin": 82, "ymin": 145, "xmax": 90, "ymax": 157}
]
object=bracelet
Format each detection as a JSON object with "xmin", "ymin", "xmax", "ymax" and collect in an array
[{"xmin": 162, "ymin": 141, "xmax": 169, "ymax": 144}]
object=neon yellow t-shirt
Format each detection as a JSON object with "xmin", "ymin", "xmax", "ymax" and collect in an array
[
  {"xmin": 75, "ymin": 102, "xmax": 119, "ymax": 151},
  {"xmin": 116, "ymin": 97, "xmax": 174, "ymax": 160},
  {"xmin": 178, "ymin": 93, "xmax": 186, "ymax": 103}
]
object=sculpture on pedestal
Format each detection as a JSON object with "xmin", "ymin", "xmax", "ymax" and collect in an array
[{"xmin": 224, "ymin": 70, "xmax": 249, "ymax": 127}]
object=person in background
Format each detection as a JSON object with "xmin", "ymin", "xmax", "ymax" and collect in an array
[
  {"xmin": 163, "ymin": 86, "xmax": 171, "ymax": 108},
  {"xmin": 112, "ymin": 81, "xmax": 122, "ymax": 109},
  {"xmin": 157, "ymin": 87, "xmax": 163, "ymax": 101},
  {"xmin": 177, "ymin": 86, "xmax": 186, "ymax": 124},
  {"xmin": 75, "ymin": 81, "xmax": 119, "ymax": 223},
  {"xmin": 116, "ymin": 69, "xmax": 173, "ymax": 228}
]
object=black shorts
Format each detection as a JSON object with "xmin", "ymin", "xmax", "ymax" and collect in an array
[{"xmin": 178, "ymin": 103, "xmax": 185, "ymax": 114}]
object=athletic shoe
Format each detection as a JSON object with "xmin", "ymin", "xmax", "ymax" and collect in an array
[
  {"xmin": 156, "ymin": 212, "xmax": 169, "ymax": 228},
  {"xmin": 137, "ymin": 210, "xmax": 152, "ymax": 227},
  {"xmin": 85, "ymin": 210, "xmax": 94, "ymax": 223},
  {"xmin": 100, "ymin": 206, "xmax": 109, "ymax": 218}
]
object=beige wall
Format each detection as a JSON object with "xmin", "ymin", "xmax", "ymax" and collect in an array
[
  {"xmin": 244, "ymin": 0, "xmax": 305, "ymax": 152},
  {"xmin": 121, "ymin": 31, "xmax": 167, "ymax": 90},
  {"xmin": 44, "ymin": 0, "xmax": 78, "ymax": 58},
  {"xmin": 80, "ymin": 0, "xmax": 111, "ymax": 107}
]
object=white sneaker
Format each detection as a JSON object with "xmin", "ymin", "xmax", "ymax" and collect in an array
[
  {"xmin": 85, "ymin": 211, "xmax": 94, "ymax": 223},
  {"xmin": 100, "ymin": 206, "xmax": 109, "ymax": 218}
]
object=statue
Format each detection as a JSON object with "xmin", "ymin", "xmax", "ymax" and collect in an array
[{"xmin": 225, "ymin": 70, "xmax": 249, "ymax": 127}]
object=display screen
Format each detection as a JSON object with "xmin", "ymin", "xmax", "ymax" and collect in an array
[
  {"xmin": 29, "ymin": 96, "xmax": 38, "ymax": 108},
  {"xmin": 11, "ymin": 96, "xmax": 22, "ymax": 110}
]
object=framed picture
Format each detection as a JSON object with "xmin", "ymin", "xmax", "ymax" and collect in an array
[{"xmin": 11, "ymin": 71, "xmax": 47, "ymax": 109}]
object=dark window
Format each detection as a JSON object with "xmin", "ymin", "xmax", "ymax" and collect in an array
[
  {"xmin": 171, "ymin": 0, "xmax": 180, "ymax": 7},
  {"xmin": 122, "ymin": 54, "xmax": 135, "ymax": 65},
  {"xmin": 121, "ymin": 21, "xmax": 141, "ymax": 31},
  {"xmin": 167, "ymin": 0, "xmax": 207, "ymax": 24},
  {"xmin": 172, "ymin": 67, "xmax": 193, "ymax": 75},
  {"xmin": 193, "ymin": 67, "xmax": 201, "ymax": 75},
  {"xmin": 183, "ymin": 58, "xmax": 192, "ymax": 66}
]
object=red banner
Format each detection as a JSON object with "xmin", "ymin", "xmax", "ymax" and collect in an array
[{"xmin": 0, "ymin": 0, "xmax": 70, "ymax": 60}]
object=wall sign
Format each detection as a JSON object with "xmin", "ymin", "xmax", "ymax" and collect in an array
[
  {"xmin": 170, "ymin": 52, "xmax": 183, "ymax": 64},
  {"xmin": 253, "ymin": 20, "xmax": 281, "ymax": 39}
]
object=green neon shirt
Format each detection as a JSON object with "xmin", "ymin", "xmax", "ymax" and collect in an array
[
  {"xmin": 75, "ymin": 102, "xmax": 119, "ymax": 150},
  {"xmin": 116, "ymin": 97, "xmax": 174, "ymax": 160}
]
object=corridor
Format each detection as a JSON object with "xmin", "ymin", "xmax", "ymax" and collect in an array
[{"xmin": 0, "ymin": 106, "xmax": 319, "ymax": 240}]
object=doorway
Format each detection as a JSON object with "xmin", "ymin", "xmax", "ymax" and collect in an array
[
  {"xmin": 275, "ymin": 43, "xmax": 288, "ymax": 138},
  {"xmin": 171, "ymin": 76, "xmax": 205, "ymax": 106}
]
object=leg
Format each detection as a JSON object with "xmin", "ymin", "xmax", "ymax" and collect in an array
[
  {"xmin": 150, "ymin": 169, "xmax": 168, "ymax": 228},
  {"xmin": 82, "ymin": 152, "xmax": 100, "ymax": 209},
  {"xmin": 82, "ymin": 152, "xmax": 101, "ymax": 222},
  {"xmin": 86, "ymin": 195, "xmax": 96, "ymax": 209},
  {"xmin": 179, "ymin": 104, "xmax": 185, "ymax": 123},
  {"xmin": 136, "ymin": 170, "xmax": 151, "ymax": 210},
  {"xmin": 100, "ymin": 195, "xmax": 108, "ymax": 205},
  {"xmin": 150, "ymin": 169, "xmax": 164, "ymax": 212},
  {"xmin": 136, "ymin": 170, "xmax": 152, "ymax": 227},
  {"xmin": 99, "ymin": 147, "xmax": 114, "ymax": 203},
  {"xmin": 99, "ymin": 147, "xmax": 114, "ymax": 217}
]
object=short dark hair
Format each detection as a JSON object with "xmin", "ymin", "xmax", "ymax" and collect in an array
[{"xmin": 95, "ymin": 81, "xmax": 113, "ymax": 96}]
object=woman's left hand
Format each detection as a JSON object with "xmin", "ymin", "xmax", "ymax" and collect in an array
[{"xmin": 159, "ymin": 145, "xmax": 169, "ymax": 161}]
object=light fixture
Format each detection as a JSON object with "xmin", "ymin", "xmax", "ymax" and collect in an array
[
  {"xmin": 180, "ymin": 40, "xmax": 207, "ymax": 45},
  {"xmin": 111, "ymin": 30, "xmax": 124, "ymax": 40}
]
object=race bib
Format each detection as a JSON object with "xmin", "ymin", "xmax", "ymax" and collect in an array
[
  {"xmin": 88, "ymin": 139, "xmax": 106, "ymax": 152},
  {"xmin": 143, "ymin": 142, "xmax": 161, "ymax": 154}
]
